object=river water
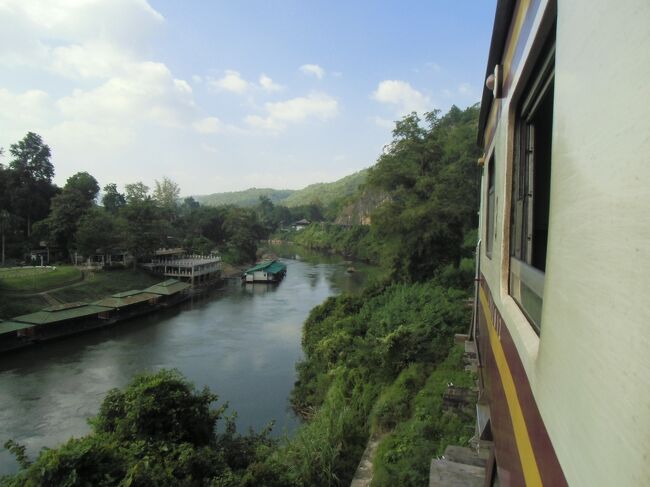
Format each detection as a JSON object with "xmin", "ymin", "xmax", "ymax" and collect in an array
[{"xmin": 0, "ymin": 246, "xmax": 377, "ymax": 474}]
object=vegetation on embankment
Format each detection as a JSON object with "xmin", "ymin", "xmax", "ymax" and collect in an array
[
  {"xmin": 1, "ymin": 278, "xmax": 475, "ymax": 487},
  {"xmin": 0, "ymin": 268, "xmax": 161, "ymax": 318},
  {"xmin": 292, "ymin": 223, "xmax": 380, "ymax": 263},
  {"xmin": 49, "ymin": 268, "xmax": 161, "ymax": 303},
  {"xmin": 0, "ymin": 266, "xmax": 82, "ymax": 294}
]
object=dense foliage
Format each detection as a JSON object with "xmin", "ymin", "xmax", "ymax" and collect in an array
[
  {"xmin": 1, "ymin": 370, "xmax": 276, "ymax": 487},
  {"xmin": 0, "ymin": 134, "xmax": 276, "ymax": 265},
  {"xmin": 295, "ymin": 105, "xmax": 481, "ymax": 282}
]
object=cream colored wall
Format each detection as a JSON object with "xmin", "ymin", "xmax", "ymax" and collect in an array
[
  {"xmin": 482, "ymin": 1, "xmax": 650, "ymax": 485},
  {"xmin": 537, "ymin": 2, "xmax": 650, "ymax": 485}
]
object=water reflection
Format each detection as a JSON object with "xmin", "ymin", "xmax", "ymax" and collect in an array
[{"xmin": 0, "ymin": 251, "xmax": 373, "ymax": 474}]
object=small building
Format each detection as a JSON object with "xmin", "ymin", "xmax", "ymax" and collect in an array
[
  {"xmin": 291, "ymin": 219, "xmax": 311, "ymax": 231},
  {"xmin": 243, "ymin": 260, "xmax": 287, "ymax": 283}
]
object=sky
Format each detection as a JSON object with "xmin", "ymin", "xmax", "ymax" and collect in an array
[{"xmin": 0, "ymin": 0, "xmax": 496, "ymax": 196}]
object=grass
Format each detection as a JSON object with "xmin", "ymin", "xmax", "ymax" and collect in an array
[
  {"xmin": 49, "ymin": 269, "xmax": 161, "ymax": 303},
  {"xmin": 0, "ymin": 266, "xmax": 82, "ymax": 293},
  {"xmin": 0, "ymin": 295, "xmax": 49, "ymax": 319}
]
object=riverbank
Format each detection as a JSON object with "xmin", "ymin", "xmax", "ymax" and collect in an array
[
  {"xmin": 0, "ymin": 254, "xmax": 355, "ymax": 475},
  {"xmin": 0, "ymin": 268, "xmax": 161, "ymax": 319}
]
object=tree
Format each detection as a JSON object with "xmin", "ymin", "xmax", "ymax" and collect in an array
[
  {"xmin": 75, "ymin": 208, "xmax": 121, "ymax": 257},
  {"xmin": 120, "ymin": 198, "xmax": 169, "ymax": 266},
  {"xmin": 124, "ymin": 182, "xmax": 150, "ymax": 204},
  {"xmin": 3, "ymin": 370, "xmax": 276, "ymax": 486},
  {"xmin": 8, "ymin": 132, "xmax": 54, "ymax": 182},
  {"xmin": 64, "ymin": 171, "xmax": 99, "ymax": 204},
  {"xmin": 153, "ymin": 177, "xmax": 180, "ymax": 210},
  {"xmin": 0, "ymin": 209, "xmax": 10, "ymax": 265},
  {"xmin": 39, "ymin": 172, "xmax": 101, "ymax": 259},
  {"xmin": 8, "ymin": 132, "xmax": 56, "ymax": 236},
  {"xmin": 222, "ymin": 207, "xmax": 262, "ymax": 263},
  {"xmin": 101, "ymin": 183, "xmax": 126, "ymax": 214}
]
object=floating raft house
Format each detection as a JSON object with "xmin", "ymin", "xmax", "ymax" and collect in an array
[
  {"xmin": 13, "ymin": 302, "xmax": 112, "ymax": 325},
  {"xmin": 145, "ymin": 279, "xmax": 191, "ymax": 296},
  {"xmin": 243, "ymin": 260, "xmax": 287, "ymax": 283},
  {"xmin": 0, "ymin": 279, "xmax": 192, "ymax": 353},
  {"xmin": 95, "ymin": 290, "xmax": 161, "ymax": 310}
]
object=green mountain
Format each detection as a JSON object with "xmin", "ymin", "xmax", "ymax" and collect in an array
[
  {"xmin": 194, "ymin": 169, "xmax": 368, "ymax": 208},
  {"xmin": 193, "ymin": 188, "xmax": 295, "ymax": 207},
  {"xmin": 281, "ymin": 169, "xmax": 368, "ymax": 207}
]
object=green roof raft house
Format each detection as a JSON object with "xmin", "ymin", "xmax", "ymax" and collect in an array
[
  {"xmin": 94, "ymin": 290, "xmax": 162, "ymax": 319},
  {"xmin": 0, "ymin": 319, "xmax": 36, "ymax": 353},
  {"xmin": 144, "ymin": 279, "xmax": 192, "ymax": 307},
  {"xmin": 12, "ymin": 302, "xmax": 114, "ymax": 342},
  {"xmin": 243, "ymin": 260, "xmax": 287, "ymax": 284}
]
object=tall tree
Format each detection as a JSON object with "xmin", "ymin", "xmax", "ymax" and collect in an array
[
  {"xmin": 40, "ymin": 172, "xmax": 100, "ymax": 260},
  {"xmin": 153, "ymin": 177, "xmax": 180, "ymax": 222},
  {"xmin": 0, "ymin": 209, "xmax": 9, "ymax": 265},
  {"xmin": 8, "ymin": 132, "xmax": 56, "ymax": 236},
  {"xmin": 75, "ymin": 208, "xmax": 121, "ymax": 257},
  {"xmin": 64, "ymin": 172, "xmax": 100, "ymax": 204},
  {"xmin": 153, "ymin": 177, "xmax": 180, "ymax": 209},
  {"xmin": 102, "ymin": 183, "xmax": 126, "ymax": 214},
  {"xmin": 125, "ymin": 182, "xmax": 150, "ymax": 204}
]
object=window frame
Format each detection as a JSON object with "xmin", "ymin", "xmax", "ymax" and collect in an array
[
  {"xmin": 508, "ymin": 34, "xmax": 555, "ymax": 334},
  {"xmin": 485, "ymin": 153, "xmax": 496, "ymax": 259}
]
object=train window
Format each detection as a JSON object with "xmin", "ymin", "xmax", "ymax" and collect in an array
[
  {"xmin": 485, "ymin": 154, "xmax": 495, "ymax": 259},
  {"xmin": 509, "ymin": 31, "xmax": 555, "ymax": 333}
]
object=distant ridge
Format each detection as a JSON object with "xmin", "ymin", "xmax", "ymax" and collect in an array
[
  {"xmin": 194, "ymin": 169, "xmax": 368, "ymax": 208},
  {"xmin": 193, "ymin": 188, "xmax": 294, "ymax": 207}
]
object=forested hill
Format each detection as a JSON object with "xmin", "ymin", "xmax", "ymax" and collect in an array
[
  {"xmin": 281, "ymin": 169, "xmax": 368, "ymax": 207},
  {"xmin": 194, "ymin": 169, "xmax": 368, "ymax": 208},
  {"xmin": 193, "ymin": 188, "xmax": 294, "ymax": 207}
]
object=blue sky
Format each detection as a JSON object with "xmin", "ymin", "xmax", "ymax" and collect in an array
[{"xmin": 0, "ymin": 0, "xmax": 496, "ymax": 195}]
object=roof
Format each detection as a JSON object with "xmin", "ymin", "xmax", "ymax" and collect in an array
[
  {"xmin": 477, "ymin": 0, "xmax": 516, "ymax": 146},
  {"xmin": 13, "ymin": 303, "xmax": 112, "ymax": 325},
  {"xmin": 144, "ymin": 279, "xmax": 191, "ymax": 296},
  {"xmin": 293, "ymin": 219, "xmax": 310, "ymax": 225},
  {"xmin": 0, "ymin": 320, "xmax": 34, "ymax": 335},
  {"xmin": 245, "ymin": 260, "xmax": 287, "ymax": 275},
  {"xmin": 95, "ymin": 291, "xmax": 160, "ymax": 308}
]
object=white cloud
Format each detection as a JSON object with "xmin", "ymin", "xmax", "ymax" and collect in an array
[
  {"xmin": 57, "ymin": 61, "xmax": 196, "ymax": 128},
  {"xmin": 49, "ymin": 42, "xmax": 132, "ymax": 79},
  {"xmin": 245, "ymin": 92, "xmax": 339, "ymax": 132},
  {"xmin": 208, "ymin": 70, "xmax": 283, "ymax": 95},
  {"xmin": 371, "ymin": 80, "xmax": 431, "ymax": 114},
  {"xmin": 0, "ymin": 0, "xmax": 164, "ymax": 70},
  {"xmin": 299, "ymin": 64, "xmax": 325, "ymax": 79},
  {"xmin": 208, "ymin": 70, "xmax": 252, "ymax": 94},
  {"xmin": 259, "ymin": 74, "xmax": 283, "ymax": 92},
  {"xmin": 193, "ymin": 117, "xmax": 224, "ymax": 134}
]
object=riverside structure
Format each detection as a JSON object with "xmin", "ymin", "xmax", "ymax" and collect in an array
[{"xmin": 0, "ymin": 279, "xmax": 191, "ymax": 353}]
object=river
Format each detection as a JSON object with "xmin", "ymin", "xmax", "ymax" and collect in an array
[{"xmin": 0, "ymin": 245, "xmax": 378, "ymax": 474}]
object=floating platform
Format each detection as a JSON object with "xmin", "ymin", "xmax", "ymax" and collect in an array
[
  {"xmin": 0, "ymin": 279, "xmax": 191, "ymax": 353},
  {"xmin": 242, "ymin": 260, "xmax": 287, "ymax": 283}
]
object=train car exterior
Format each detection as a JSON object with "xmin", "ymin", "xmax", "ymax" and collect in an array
[{"xmin": 475, "ymin": 1, "xmax": 650, "ymax": 485}]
